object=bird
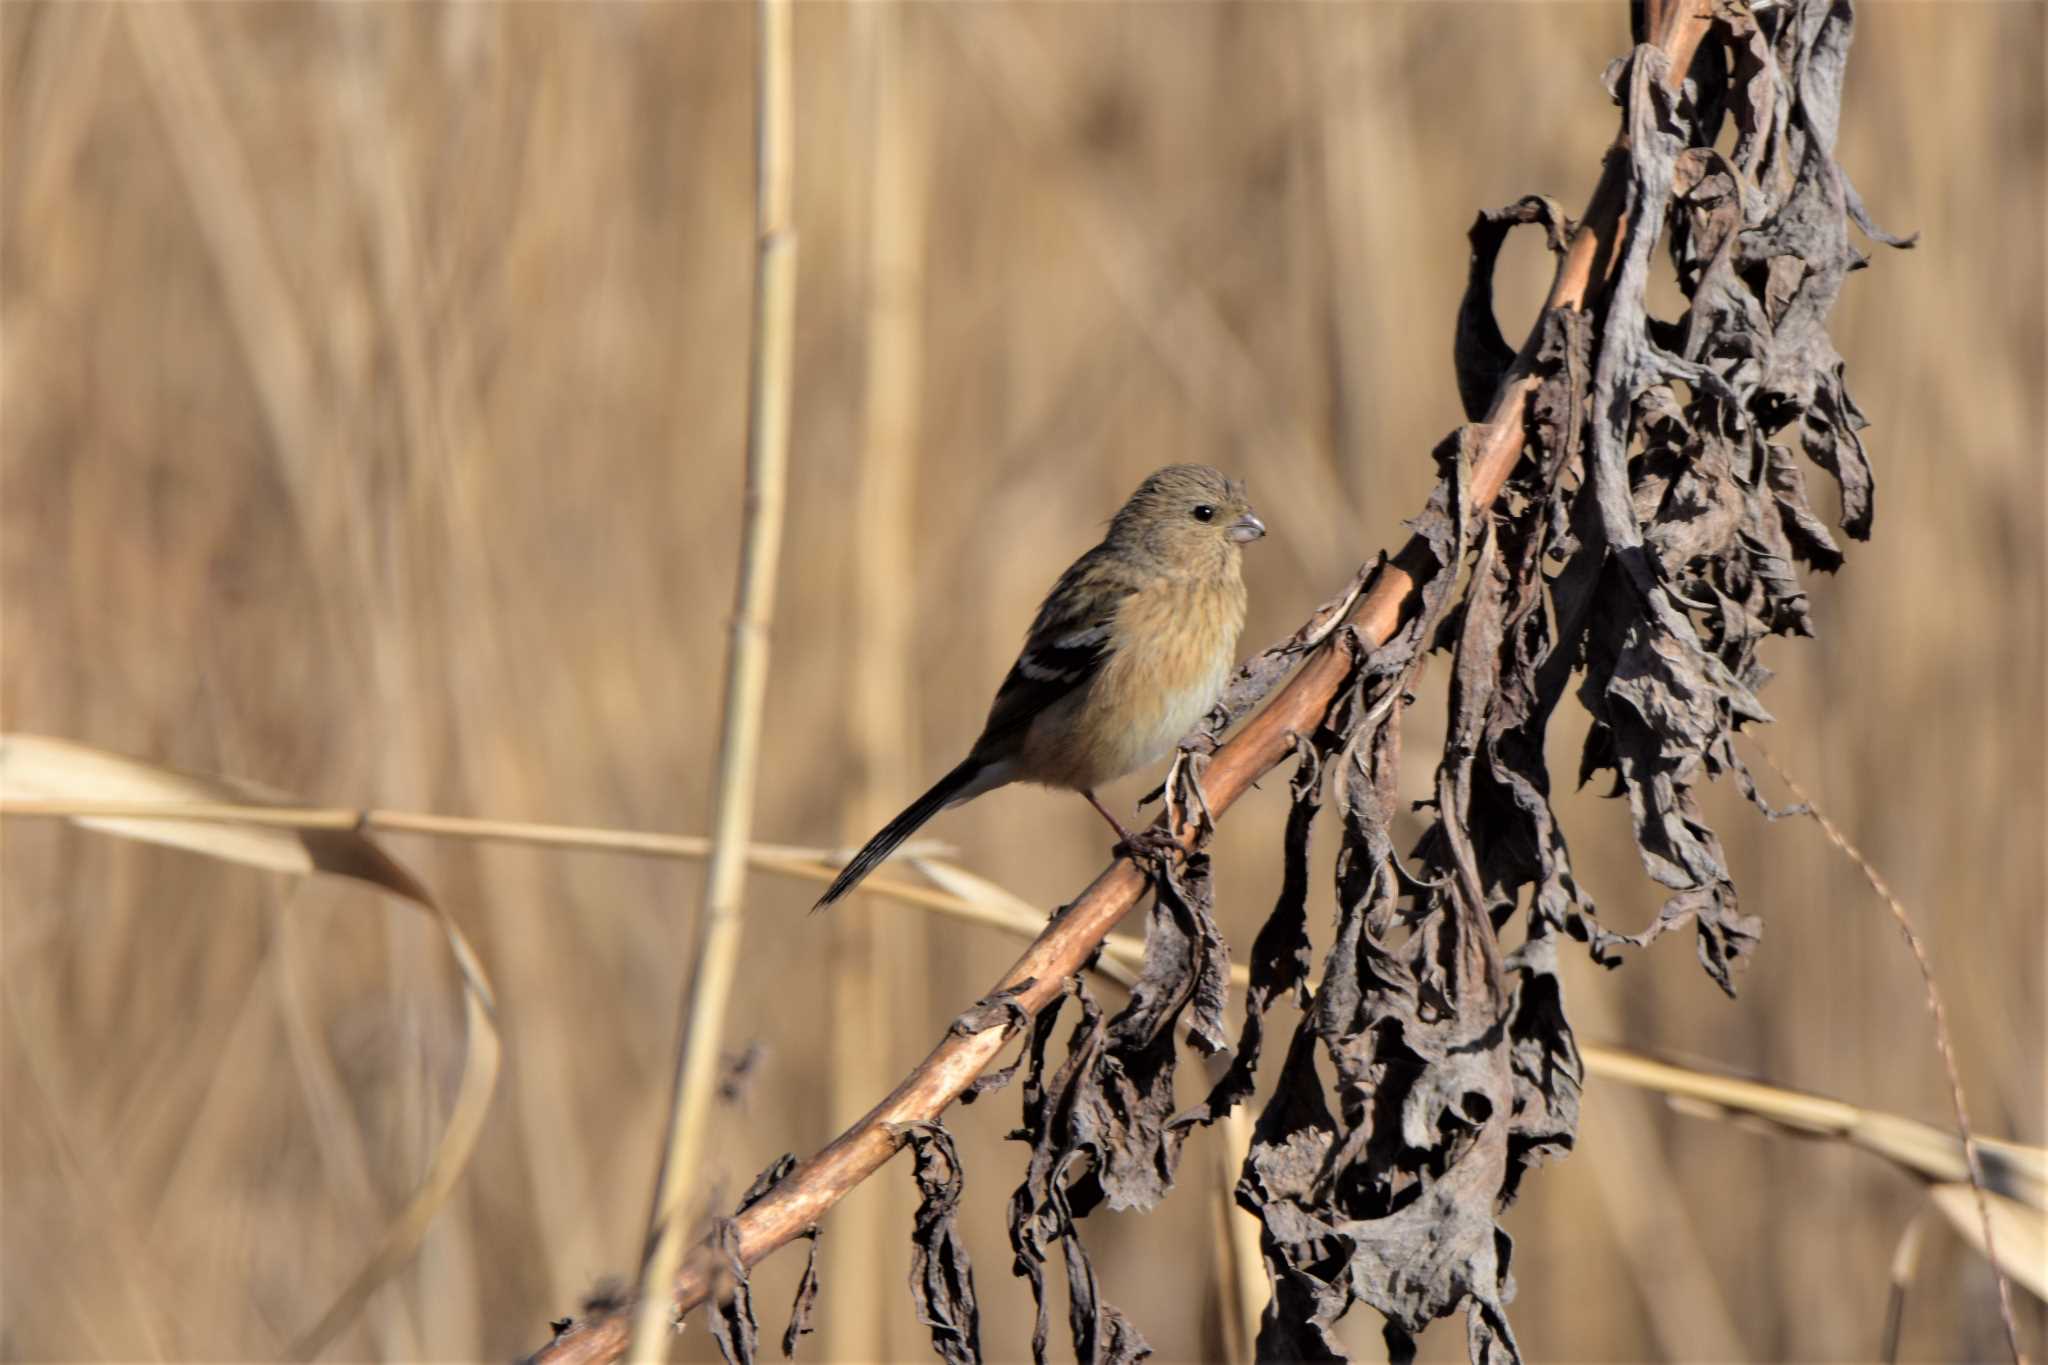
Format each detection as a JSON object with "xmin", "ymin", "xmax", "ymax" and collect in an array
[{"xmin": 815, "ymin": 464, "xmax": 1265, "ymax": 910}]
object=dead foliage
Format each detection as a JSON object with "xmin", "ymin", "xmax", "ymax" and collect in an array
[
  {"xmin": 519, "ymin": 3, "xmax": 1922, "ymax": 1360},
  {"xmin": 865, "ymin": 4, "xmax": 1915, "ymax": 1359}
]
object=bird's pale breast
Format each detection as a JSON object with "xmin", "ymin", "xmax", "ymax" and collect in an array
[{"xmin": 1017, "ymin": 568, "xmax": 1246, "ymax": 793}]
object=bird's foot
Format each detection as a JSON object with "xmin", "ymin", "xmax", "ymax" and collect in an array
[
  {"xmin": 1113, "ymin": 824, "xmax": 1185, "ymax": 873},
  {"xmin": 1088, "ymin": 788, "xmax": 1184, "ymax": 879}
]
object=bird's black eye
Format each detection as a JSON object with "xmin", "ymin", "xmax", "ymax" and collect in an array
[{"xmin": 1192, "ymin": 504, "xmax": 1216, "ymax": 522}]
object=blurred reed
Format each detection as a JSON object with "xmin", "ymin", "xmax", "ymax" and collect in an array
[
  {"xmin": 629, "ymin": 0, "xmax": 798, "ymax": 1358},
  {"xmin": 824, "ymin": 6, "xmax": 929, "ymax": 1358}
]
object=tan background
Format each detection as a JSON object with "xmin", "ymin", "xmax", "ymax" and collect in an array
[{"xmin": 2, "ymin": 3, "xmax": 2041, "ymax": 1361}]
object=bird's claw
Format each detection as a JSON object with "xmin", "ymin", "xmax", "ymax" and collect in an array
[{"xmin": 1114, "ymin": 824, "xmax": 1185, "ymax": 875}]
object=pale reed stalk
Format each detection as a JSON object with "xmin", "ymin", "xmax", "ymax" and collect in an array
[
  {"xmin": 625, "ymin": 0, "xmax": 797, "ymax": 1358},
  {"xmin": 824, "ymin": 7, "xmax": 929, "ymax": 1358}
]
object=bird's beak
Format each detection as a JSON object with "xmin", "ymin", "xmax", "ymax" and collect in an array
[{"xmin": 1228, "ymin": 511, "xmax": 1266, "ymax": 543}]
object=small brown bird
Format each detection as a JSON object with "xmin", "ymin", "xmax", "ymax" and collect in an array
[{"xmin": 815, "ymin": 465, "xmax": 1264, "ymax": 909}]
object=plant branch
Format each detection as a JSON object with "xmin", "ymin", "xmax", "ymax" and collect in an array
[
  {"xmin": 625, "ymin": 0, "xmax": 798, "ymax": 1358},
  {"xmin": 0, "ymin": 798, "xmax": 822, "ymax": 861},
  {"xmin": 527, "ymin": 10, "xmax": 1715, "ymax": 1362},
  {"xmin": 0, "ymin": 797, "xmax": 1074, "ymax": 968}
]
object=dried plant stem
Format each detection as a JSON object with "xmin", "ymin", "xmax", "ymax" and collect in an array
[
  {"xmin": 528, "ymin": 12, "xmax": 1714, "ymax": 1361},
  {"xmin": 1883, "ymin": 1211, "xmax": 1932, "ymax": 1363},
  {"xmin": 1749, "ymin": 744, "xmax": 2027, "ymax": 1365},
  {"xmin": 0, "ymin": 798, "xmax": 1036, "ymax": 948},
  {"xmin": 0, "ymin": 799, "xmax": 803, "ymax": 858},
  {"xmin": 1214, "ymin": 1103, "xmax": 1265, "ymax": 1363},
  {"xmin": 826, "ymin": 8, "xmax": 929, "ymax": 1356},
  {"xmin": 13, "ymin": 788, "xmax": 2031, "ymax": 1151},
  {"xmin": 625, "ymin": 1, "xmax": 797, "ymax": 1360}
]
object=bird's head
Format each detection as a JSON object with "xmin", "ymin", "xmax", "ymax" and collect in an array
[{"xmin": 1108, "ymin": 464, "xmax": 1265, "ymax": 569}]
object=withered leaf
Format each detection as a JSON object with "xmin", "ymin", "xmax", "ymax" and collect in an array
[
  {"xmin": 1180, "ymin": 732, "xmax": 1330, "ymax": 1129},
  {"xmin": 718, "ymin": 1155, "xmax": 805, "ymax": 1361},
  {"xmin": 737, "ymin": 1154, "xmax": 798, "ymax": 1214},
  {"xmin": 709, "ymin": 1219, "xmax": 760, "ymax": 1365},
  {"xmin": 1456, "ymin": 196, "xmax": 1574, "ymax": 422},
  {"xmin": 1228, "ymin": 7, "xmax": 1898, "ymax": 1357},
  {"xmin": 902, "ymin": 1122, "xmax": 983, "ymax": 1365},
  {"xmin": 779, "ymin": 1229, "xmax": 821, "ymax": 1359},
  {"xmin": 1003, "ymin": 969, "xmax": 1159, "ymax": 1365}
]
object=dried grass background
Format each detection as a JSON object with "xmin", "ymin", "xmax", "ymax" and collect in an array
[{"xmin": 1, "ymin": 3, "xmax": 2041, "ymax": 1362}]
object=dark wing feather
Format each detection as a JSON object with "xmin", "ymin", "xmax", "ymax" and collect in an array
[{"xmin": 973, "ymin": 548, "xmax": 1134, "ymax": 753}]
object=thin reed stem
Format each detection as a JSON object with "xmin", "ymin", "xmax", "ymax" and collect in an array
[
  {"xmin": 626, "ymin": 0, "xmax": 798, "ymax": 1358},
  {"xmin": 0, "ymin": 796, "xmax": 1079, "ymax": 963},
  {"xmin": 1750, "ymin": 743, "xmax": 2027, "ymax": 1365},
  {"xmin": 824, "ymin": 7, "xmax": 930, "ymax": 1353}
]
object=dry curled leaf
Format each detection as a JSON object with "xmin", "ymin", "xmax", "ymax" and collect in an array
[
  {"xmin": 708, "ymin": 1217, "xmax": 760, "ymax": 1365},
  {"xmin": 1221, "ymin": 3, "xmax": 1904, "ymax": 1355},
  {"xmin": 902, "ymin": 1122, "xmax": 984, "ymax": 1365},
  {"xmin": 1002, "ymin": 977, "xmax": 1154, "ymax": 1365},
  {"xmin": 780, "ymin": 1231, "xmax": 821, "ymax": 1360}
]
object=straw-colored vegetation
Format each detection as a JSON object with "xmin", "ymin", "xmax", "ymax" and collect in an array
[{"xmin": 1, "ymin": 3, "xmax": 2040, "ymax": 1362}]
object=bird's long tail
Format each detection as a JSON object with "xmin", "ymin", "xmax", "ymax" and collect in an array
[{"xmin": 813, "ymin": 758, "xmax": 983, "ymax": 911}]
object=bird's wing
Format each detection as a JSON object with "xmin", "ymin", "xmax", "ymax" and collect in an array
[{"xmin": 974, "ymin": 549, "xmax": 1135, "ymax": 752}]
